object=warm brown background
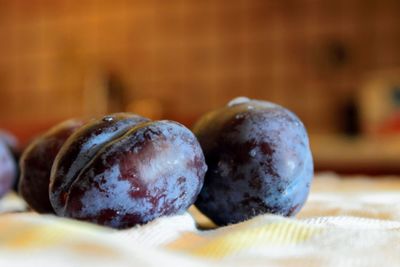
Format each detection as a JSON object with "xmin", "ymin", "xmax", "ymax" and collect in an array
[{"xmin": 0, "ymin": 0, "xmax": 400, "ymax": 137}]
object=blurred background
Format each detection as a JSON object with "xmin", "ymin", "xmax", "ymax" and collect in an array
[{"xmin": 1, "ymin": 0, "xmax": 400, "ymax": 174}]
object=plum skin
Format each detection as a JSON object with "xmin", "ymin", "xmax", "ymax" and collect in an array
[
  {"xmin": 0, "ymin": 130, "xmax": 19, "ymax": 196},
  {"xmin": 193, "ymin": 98, "xmax": 313, "ymax": 226},
  {"xmin": 49, "ymin": 113, "xmax": 150, "ymax": 214},
  {"xmin": 18, "ymin": 119, "xmax": 84, "ymax": 213},
  {"xmin": 0, "ymin": 131, "xmax": 21, "ymax": 192},
  {"xmin": 50, "ymin": 118, "xmax": 207, "ymax": 229},
  {"xmin": 0, "ymin": 140, "xmax": 17, "ymax": 199}
]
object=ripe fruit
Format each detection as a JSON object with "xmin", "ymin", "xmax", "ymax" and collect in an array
[
  {"xmin": 49, "ymin": 115, "xmax": 207, "ymax": 229},
  {"xmin": 193, "ymin": 97, "xmax": 313, "ymax": 225}
]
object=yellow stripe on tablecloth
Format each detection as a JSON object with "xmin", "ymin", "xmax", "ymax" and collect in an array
[
  {"xmin": 0, "ymin": 213, "xmax": 110, "ymax": 250},
  {"xmin": 169, "ymin": 220, "xmax": 324, "ymax": 259}
]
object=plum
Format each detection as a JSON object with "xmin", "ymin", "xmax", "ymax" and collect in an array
[
  {"xmin": 19, "ymin": 119, "xmax": 85, "ymax": 213},
  {"xmin": 0, "ymin": 139, "xmax": 17, "ymax": 199},
  {"xmin": 193, "ymin": 97, "xmax": 313, "ymax": 226},
  {"xmin": 50, "ymin": 116, "xmax": 206, "ymax": 229},
  {"xmin": 0, "ymin": 130, "xmax": 20, "ymax": 192},
  {"xmin": 0, "ymin": 130, "xmax": 20, "ymax": 156}
]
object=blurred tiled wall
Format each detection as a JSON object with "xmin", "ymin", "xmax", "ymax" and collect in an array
[{"xmin": 0, "ymin": 0, "xmax": 400, "ymax": 133}]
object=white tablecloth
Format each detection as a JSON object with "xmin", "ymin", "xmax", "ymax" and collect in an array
[{"xmin": 1, "ymin": 173, "xmax": 400, "ymax": 267}]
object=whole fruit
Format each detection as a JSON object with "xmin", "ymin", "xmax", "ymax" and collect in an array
[
  {"xmin": 193, "ymin": 97, "xmax": 313, "ymax": 225},
  {"xmin": 50, "ymin": 115, "xmax": 207, "ymax": 229},
  {"xmin": 19, "ymin": 119, "xmax": 85, "ymax": 213}
]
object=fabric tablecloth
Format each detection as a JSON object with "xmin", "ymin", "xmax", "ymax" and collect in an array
[{"xmin": 1, "ymin": 173, "xmax": 400, "ymax": 267}]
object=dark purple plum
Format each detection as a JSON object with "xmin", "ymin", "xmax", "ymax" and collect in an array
[
  {"xmin": 19, "ymin": 119, "xmax": 85, "ymax": 213},
  {"xmin": 50, "ymin": 117, "xmax": 206, "ymax": 229},
  {"xmin": 193, "ymin": 97, "xmax": 313, "ymax": 226},
  {"xmin": 0, "ymin": 139, "xmax": 17, "ymax": 199}
]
